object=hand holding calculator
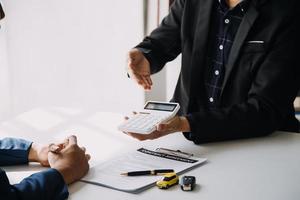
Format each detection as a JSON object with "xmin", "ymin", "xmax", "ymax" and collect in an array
[{"xmin": 118, "ymin": 101, "xmax": 180, "ymax": 134}]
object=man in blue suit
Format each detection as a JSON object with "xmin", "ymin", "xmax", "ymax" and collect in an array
[
  {"xmin": 1, "ymin": 3, "xmax": 90, "ymax": 199},
  {"xmin": 0, "ymin": 136, "xmax": 90, "ymax": 200}
]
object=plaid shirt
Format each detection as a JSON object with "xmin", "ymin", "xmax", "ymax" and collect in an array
[{"xmin": 203, "ymin": 0, "xmax": 249, "ymax": 108}]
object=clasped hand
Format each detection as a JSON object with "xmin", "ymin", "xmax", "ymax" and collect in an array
[{"xmin": 29, "ymin": 135, "xmax": 90, "ymax": 184}]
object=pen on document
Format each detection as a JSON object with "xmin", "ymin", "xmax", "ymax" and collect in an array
[{"xmin": 120, "ymin": 169, "xmax": 174, "ymax": 176}]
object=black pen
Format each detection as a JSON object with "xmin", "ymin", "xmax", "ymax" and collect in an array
[{"xmin": 120, "ymin": 169, "xmax": 174, "ymax": 176}]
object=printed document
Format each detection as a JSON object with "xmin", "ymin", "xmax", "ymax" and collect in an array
[{"xmin": 81, "ymin": 148, "xmax": 207, "ymax": 193}]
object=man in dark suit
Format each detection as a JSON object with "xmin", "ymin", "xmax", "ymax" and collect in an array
[
  {"xmin": 126, "ymin": 0, "xmax": 300, "ymax": 143},
  {"xmin": 1, "ymin": 3, "xmax": 90, "ymax": 200}
]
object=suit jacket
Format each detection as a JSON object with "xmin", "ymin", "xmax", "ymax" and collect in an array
[
  {"xmin": 0, "ymin": 138, "xmax": 69, "ymax": 200},
  {"xmin": 136, "ymin": 0, "xmax": 300, "ymax": 143}
]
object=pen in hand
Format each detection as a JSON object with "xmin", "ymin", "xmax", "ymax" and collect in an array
[{"xmin": 121, "ymin": 169, "xmax": 174, "ymax": 176}]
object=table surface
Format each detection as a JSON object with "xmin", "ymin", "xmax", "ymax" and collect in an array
[{"xmin": 1, "ymin": 107, "xmax": 300, "ymax": 200}]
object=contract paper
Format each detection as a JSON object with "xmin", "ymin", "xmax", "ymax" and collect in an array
[{"xmin": 81, "ymin": 148, "xmax": 207, "ymax": 193}]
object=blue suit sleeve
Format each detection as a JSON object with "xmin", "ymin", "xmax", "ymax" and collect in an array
[
  {"xmin": 0, "ymin": 168, "xmax": 69, "ymax": 200},
  {"xmin": 0, "ymin": 138, "xmax": 32, "ymax": 166}
]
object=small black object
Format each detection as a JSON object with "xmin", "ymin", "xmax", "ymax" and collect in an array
[
  {"xmin": 180, "ymin": 176, "xmax": 196, "ymax": 191},
  {"xmin": 122, "ymin": 169, "xmax": 174, "ymax": 176},
  {"xmin": 0, "ymin": 3, "xmax": 5, "ymax": 20}
]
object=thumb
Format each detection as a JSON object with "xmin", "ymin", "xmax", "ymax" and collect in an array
[
  {"xmin": 157, "ymin": 117, "xmax": 179, "ymax": 132},
  {"xmin": 157, "ymin": 123, "xmax": 172, "ymax": 132},
  {"xmin": 49, "ymin": 144, "xmax": 63, "ymax": 153},
  {"xmin": 128, "ymin": 50, "xmax": 139, "ymax": 65},
  {"xmin": 128, "ymin": 49, "xmax": 144, "ymax": 68},
  {"xmin": 157, "ymin": 124, "xmax": 164, "ymax": 132}
]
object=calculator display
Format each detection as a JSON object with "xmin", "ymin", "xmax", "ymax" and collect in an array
[{"xmin": 144, "ymin": 102, "xmax": 177, "ymax": 112}]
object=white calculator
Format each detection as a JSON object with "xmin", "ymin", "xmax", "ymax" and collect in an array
[{"xmin": 118, "ymin": 101, "xmax": 180, "ymax": 134}]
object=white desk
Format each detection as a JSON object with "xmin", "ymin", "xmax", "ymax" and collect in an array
[{"xmin": 1, "ymin": 107, "xmax": 300, "ymax": 200}]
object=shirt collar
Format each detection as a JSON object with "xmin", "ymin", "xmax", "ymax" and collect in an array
[{"xmin": 218, "ymin": 0, "xmax": 250, "ymax": 13}]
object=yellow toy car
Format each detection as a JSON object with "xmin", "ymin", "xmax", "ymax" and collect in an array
[{"xmin": 156, "ymin": 172, "xmax": 179, "ymax": 189}]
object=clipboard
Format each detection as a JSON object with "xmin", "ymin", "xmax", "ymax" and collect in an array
[
  {"xmin": 155, "ymin": 148, "xmax": 194, "ymax": 158},
  {"xmin": 81, "ymin": 147, "xmax": 207, "ymax": 193}
]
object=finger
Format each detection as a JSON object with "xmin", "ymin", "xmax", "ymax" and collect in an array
[
  {"xmin": 127, "ymin": 132, "xmax": 148, "ymax": 141},
  {"xmin": 48, "ymin": 143, "xmax": 62, "ymax": 153},
  {"xmin": 127, "ymin": 53, "xmax": 142, "ymax": 71},
  {"xmin": 147, "ymin": 76, "xmax": 153, "ymax": 86},
  {"xmin": 144, "ymin": 86, "xmax": 151, "ymax": 91},
  {"xmin": 85, "ymin": 154, "xmax": 91, "ymax": 161},
  {"xmin": 128, "ymin": 60, "xmax": 139, "ymax": 70},
  {"xmin": 141, "ymin": 76, "xmax": 150, "ymax": 88},
  {"xmin": 124, "ymin": 112, "xmax": 137, "ymax": 121},
  {"xmin": 157, "ymin": 116, "xmax": 179, "ymax": 131},
  {"xmin": 140, "ymin": 76, "xmax": 152, "ymax": 91},
  {"xmin": 135, "ymin": 74, "xmax": 147, "ymax": 87},
  {"xmin": 139, "ymin": 80, "xmax": 150, "ymax": 91},
  {"xmin": 128, "ymin": 50, "xmax": 138, "ymax": 63},
  {"xmin": 157, "ymin": 123, "xmax": 166, "ymax": 132},
  {"xmin": 81, "ymin": 147, "xmax": 86, "ymax": 152},
  {"xmin": 55, "ymin": 141, "xmax": 67, "ymax": 150},
  {"xmin": 128, "ymin": 49, "xmax": 142, "ymax": 65},
  {"xmin": 68, "ymin": 135, "xmax": 77, "ymax": 145},
  {"xmin": 131, "ymin": 73, "xmax": 146, "ymax": 86},
  {"xmin": 144, "ymin": 76, "xmax": 153, "ymax": 87},
  {"xmin": 157, "ymin": 122, "xmax": 175, "ymax": 132},
  {"xmin": 127, "ymin": 131, "xmax": 160, "ymax": 141},
  {"xmin": 157, "ymin": 123, "xmax": 174, "ymax": 132},
  {"xmin": 144, "ymin": 82, "xmax": 152, "ymax": 91},
  {"xmin": 61, "ymin": 138, "xmax": 69, "ymax": 148},
  {"xmin": 56, "ymin": 143, "xmax": 65, "ymax": 149},
  {"xmin": 49, "ymin": 145, "xmax": 64, "ymax": 153}
]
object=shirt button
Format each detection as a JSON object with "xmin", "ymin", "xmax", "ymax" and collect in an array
[
  {"xmin": 215, "ymin": 70, "xmax": 220, "ymax": 76},
  {"xmin": 225, "ymin": 19, "xmax": 230, "ymax": 24},
  {"xmin": 209, "ymin": 97, "xmax": 214, "ymax": 103},
  {"xmin": 219, "ymin": 45, "xmax": 224, "ymax": 50}
]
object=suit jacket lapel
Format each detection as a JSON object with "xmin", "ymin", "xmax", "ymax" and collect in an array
[
  {"xmin": 220, "ymin": 2, "xmax": 259, "ymax": 97},
  {"xmin": 189, "ymin": 0, "xmax": 214, "ymax": 94},
  {"xmin": 192, "ymin": 0, "xmax": 214, "ymax": 55}
]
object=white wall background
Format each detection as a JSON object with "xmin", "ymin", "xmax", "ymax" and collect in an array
[
  {"xmin": 0, "ymin": 0, "xmax": 144, "ymax": 120},
  {"xmin": 0, "ymin": 18, "xmax": 11, "ymax": 120},
  {"xmin": 0, "ymin": 0, "xmax": 181, "ymax": 121}
]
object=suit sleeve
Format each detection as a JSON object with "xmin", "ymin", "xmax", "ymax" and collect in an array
[
  {"xmin": 0, "ymin": 168, "xmax": 69, "ymax": 200},
  {"xmin": 184, "ymin": 12, "xmax": 300, "ymax": 144},
  {"xmin": 0, "ymin": 138, "xmax": 69, "ymax": 199},
  {"xmin": 135, "ymin": 0, "xmax": 184, "ymax": 73},
  {"xmin": 0, "ymin": 138, "xmax": 32, "ymax": 166}
]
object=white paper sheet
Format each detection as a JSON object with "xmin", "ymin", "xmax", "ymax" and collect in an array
[{"xmin": 81, "ymin": 148, "xmax": 207, "ymax": 193}]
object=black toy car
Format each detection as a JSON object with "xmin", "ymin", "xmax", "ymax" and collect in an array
[{"xmin": 179, "ymin": 176, "xmax": 196, "ymax": 191}]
